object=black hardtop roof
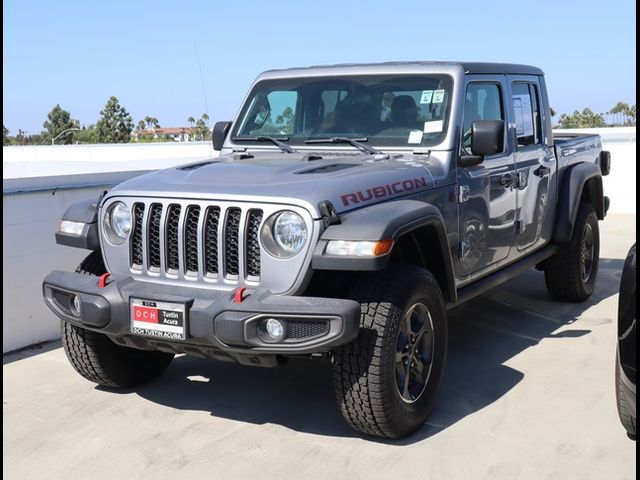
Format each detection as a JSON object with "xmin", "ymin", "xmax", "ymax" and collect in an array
[{"xmin": 264, "ymin": 61, "xmax": 544, "ymax": 76}]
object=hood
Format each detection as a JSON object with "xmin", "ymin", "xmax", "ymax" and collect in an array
[{"xmin": 108, "ymin": 150, "xmax": 452, "ymax": 217}]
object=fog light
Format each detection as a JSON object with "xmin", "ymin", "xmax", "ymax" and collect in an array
[
  {"xmin": 264, "ymin": 318, "xmax": 285, "ymax": 341},
  {"xmin": 71, "ymin": 295, "xmax": 81, "ymax": 317}
]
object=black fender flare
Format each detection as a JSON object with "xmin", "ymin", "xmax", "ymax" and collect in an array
[
  {"xmin": 312, "ymin": 200, "xmax": 456, "ymax": 301},
  {"xmin": 55, "ymin": 195, "xmax": 104, "ymax": 250},
  {"xmin": 553, "ymin": 162, "xmax": 604, "ymax": 243}
]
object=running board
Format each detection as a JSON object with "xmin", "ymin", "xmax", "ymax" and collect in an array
[{"xmin": 447, "ymin": 245, "xmax": 557, "ymax": 310}]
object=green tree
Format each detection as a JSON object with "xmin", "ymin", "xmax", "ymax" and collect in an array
[
  {"xmin": 558, "ymin": 108, "xmax": 606, "ymax": 129},
  {"xmin": 136, "ymin": 120, "xmax": 146, "ymax": 131},
  {"xmin": 609, "ymin": 102, "xmax": 636, "ymax": 125},
  {"xmin": 43, "ymin": 104, "xmax": 79, "ymax": 144},
  {"xmin": 96, "ymin": 96, "xmax": 134, "ymax": 143},
  {"xmin": 76, "ymin": 125, "xmax": 99, "ymax": 144},
  {"xmin": 193, "ymin": 113, "xmax": 211, "ymax": 140},
  {"xmin": 144, "ymin": 116, "xmax": 160, "ymax": 129},
  {"xmin": 275, "ymin": 107, "xmax": 294, "ymax": 133},
  {"xmin": 187, "ymin": 116, "xmax": 195, "ymax": 128},
  {"xmin": 3, "ymin": 124, "xmax": 9, "ymax": 145}
]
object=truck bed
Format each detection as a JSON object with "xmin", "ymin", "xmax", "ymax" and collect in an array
[{"xmin": 553, "ymin": 132, "xmax": 602, "ymax": 170}]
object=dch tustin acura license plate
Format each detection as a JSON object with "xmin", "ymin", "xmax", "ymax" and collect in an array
[{"xmin": 130, "ymin": 298, "xmax": 186, "ymax": 340}]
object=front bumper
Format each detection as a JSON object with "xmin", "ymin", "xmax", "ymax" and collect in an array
[{"xmin": 43, "ymin": 271, "xmax": 361, "ymax": 362}]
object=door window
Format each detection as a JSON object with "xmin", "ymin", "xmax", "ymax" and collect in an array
[
  {"xmin": 462, "ymin": 83, "xmax": 504, "ymax": 151},
  {"xmin": 511, "ymin": 83, "xmax": 542, "ymax": 147}
]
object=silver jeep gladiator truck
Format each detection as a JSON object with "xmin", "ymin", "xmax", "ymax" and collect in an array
[{"xmin": 44, "ymin": 62, "xmax": 611, "ymax": 438}]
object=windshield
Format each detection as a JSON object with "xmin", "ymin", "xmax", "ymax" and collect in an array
[{"xmin": 232, "ymin": 74, "xmax": 453, "ymax": 148}]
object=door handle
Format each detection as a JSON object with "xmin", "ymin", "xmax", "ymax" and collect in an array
[
  {"xmin": 533, "ymin": 165, "xmax": 550, "ymax": 177},
  {"xmin": 499, "ymin": 172, "xmax": 516, "ymax": 187}
]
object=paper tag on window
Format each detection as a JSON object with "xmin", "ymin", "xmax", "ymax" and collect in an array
[
  {"xmin": 420, "ymin": 90, "xmax": 433, "ymax": 104},
  {"xmin": 408, "ymin": 130, "xmax": 423, "ymax": 144},
  {"xmin": 423, "ymin": 120, "xmax": 443, "ymax": 133},
  {"xmin": 432, "ymin": 89, "xmax": 445, "ymax": 103}
]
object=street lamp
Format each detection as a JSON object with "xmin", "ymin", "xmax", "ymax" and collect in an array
[{"xmin": 51, "ymin": 127, "xmax": 80, "ymax": 145}]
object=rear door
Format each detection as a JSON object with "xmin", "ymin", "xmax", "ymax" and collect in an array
[
  {"xmin": 456, "ymin": 77, "xmax": 517, "ymax": 276},
  {"xmin": 508, "ymin": 78, "xmax": 555, "ymax": 251}
]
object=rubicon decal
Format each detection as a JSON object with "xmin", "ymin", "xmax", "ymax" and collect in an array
[{"xmin": 340, "ymin": 177, "xmax": 428, "ymax": 206}]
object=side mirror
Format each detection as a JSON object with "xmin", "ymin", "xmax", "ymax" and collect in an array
[
  {"xmin": 460, "ymin": 120, "xmax": 505, "ymax": 167},
  {"xmin": 212, "ymin": 121, "xmax": 232, "ymax": 151},
  {"xmin": 471, "ymin": 119, "xmax": 504, "ymax": 156}
]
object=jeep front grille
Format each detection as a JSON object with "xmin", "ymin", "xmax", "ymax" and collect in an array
[{"xmin": 129, "ymin": 202, "xmax": 264, "ymax": 281}]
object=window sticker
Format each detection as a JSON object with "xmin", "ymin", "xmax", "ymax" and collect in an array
[
  {"xmin": 423, "ymin": 120, "xmax": 443, "ymax": 133},
  {"xmin": 408, "ymin": 130, "xmax": 423, "ymax": 144},
  {"xmin": 432, "ymin": 89, "xmax": 445, "ymax": 103},
  {"xmin": 419, "ymin": 90, "xmax": 434, "ymax": 104},
  {"xmin": 512, "ymin": 94, "xmax": 534, "ymax": 137}
]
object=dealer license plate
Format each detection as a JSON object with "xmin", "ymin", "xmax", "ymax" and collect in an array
[{"xmin": 130, "ymin": 298, "xmax": 187, "ymax": 340}]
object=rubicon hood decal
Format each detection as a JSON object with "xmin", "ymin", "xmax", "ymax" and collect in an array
[{"xmin": 340, "ymin": 177, "xmax": 428, "ymax": 207}]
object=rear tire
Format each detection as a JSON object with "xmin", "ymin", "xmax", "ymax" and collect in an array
[
  {"xmin": 332, "ymin": 265, "xmax": 448, "ymax": 438},
  {"xmin": 61, "ymin": 251, "xmax": 174, "ymax": 388},
  {"xmin": 616, "ymin": 350, "xmax": 637, "ymax": 438},
  {"xmin": 544, "ymin": 202, "xmax": 599, "ymax": 302}
]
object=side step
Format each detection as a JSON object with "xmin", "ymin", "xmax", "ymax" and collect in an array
[{"xmin": 447, "ymin": 245, "xmax": 557, "ymax": 310}]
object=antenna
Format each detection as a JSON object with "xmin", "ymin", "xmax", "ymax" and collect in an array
[{"xmin": 193, "ymin": 42, "xmax": 209, "ymax": 124}]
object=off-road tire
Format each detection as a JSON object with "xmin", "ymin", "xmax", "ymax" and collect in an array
[
  {"xmin": 61, "ymin": 251, "xmax": 174, "ymax": 388},
  {"xmin": 332, "ymin": 265, "xmax": 448, "ymax": 438},
  {"xmin": 616, "ymin": 350, "xmax": 636, "ymax": 438},
  {"xmin": 544, "ymin": 202, "xmax": 599, "ymax": 302}
]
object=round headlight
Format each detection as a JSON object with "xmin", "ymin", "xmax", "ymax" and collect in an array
[
  {"xmin": 105, "ymin": 201, "xmax": 132, "ymax": 243},
  {"xmin": 273, "ymin": 211, "xmax": 308, "ymax": 255}
]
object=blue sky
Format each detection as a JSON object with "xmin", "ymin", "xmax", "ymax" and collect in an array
[{"xmin": 3, "ymin": 0, "xmax": 636, "ymax": 134}]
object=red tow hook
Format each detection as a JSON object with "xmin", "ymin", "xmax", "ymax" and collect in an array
[
  {"xmin": 234, "ymin": 286, "xmax": 247, "ymax": 303},
  {"xmin": 97, "ymin": 273, "xmax": 111, "ymax": 288}
]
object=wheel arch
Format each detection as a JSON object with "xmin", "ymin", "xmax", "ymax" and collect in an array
[
  {"xmin": 553, "ymin": 162, "xmax": 605, "ymax": 243},
  {"xmin": 312, "ymin": 200, "xmax": 456, "ymax": 303}
]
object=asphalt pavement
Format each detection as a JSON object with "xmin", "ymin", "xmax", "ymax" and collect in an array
[{"xmin": 3, "ymin": 214, "xmax": 636, "ymax": 480}]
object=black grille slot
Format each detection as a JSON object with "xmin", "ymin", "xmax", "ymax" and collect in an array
[
  {"xmin": 52, "ymin": 289, "xmax": 73, "ymax": 315},
  {"xmin": 131, "ymin": 203, "xmax": 145, "ymax": 267},
  {"xmin": 147, "ymin": 204, "xmax": 163, "ymax": 269},
  {"xmin": 287, "ymin": 321, "xmax": 329, "ymax": 339},
  {"xmin": 184, "ymin": 206, "xmax": 200, "ymax": 274},
  {"xmin": 204, "ymin": 207, "xmax": 220, "ymax": 275},
  {"xmin": 225, "ymin": 208, "xmax": 241, "ymax": 276},
  {"xmin": 246, "ymin": 209, "xmax": 263, "ymax": 277},
  {"xmin": 165, "ymin": 205, "xmax": 181, "ymax": 271}
]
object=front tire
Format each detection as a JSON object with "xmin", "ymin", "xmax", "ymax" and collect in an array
[
  {"xmin": 61, "ymin": 251, "xmax": 174, "ymax": 388},
  {"xmin": 332, "ymin": 266, "xmax": 448, "ymax": 438},
  {"xmin": 544, "ymin": 202, "xmax": 599, "ymax": 302}
]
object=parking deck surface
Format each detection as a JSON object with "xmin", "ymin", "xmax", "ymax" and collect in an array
[{"xmin": 4, "ymin": 214, "xmax": 636, "ymax": 480}]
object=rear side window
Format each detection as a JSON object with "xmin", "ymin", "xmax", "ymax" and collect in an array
[
  {"xmin": 462, "ymin": 83, "xmax": 504, "ymax": 151},
  {"xmin": 511, "ymin": 82, "xmax": 542, "ymax": 147}
]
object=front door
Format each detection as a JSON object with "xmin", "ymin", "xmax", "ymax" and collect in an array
[
  {"xmin": 457, "ymin": 79, "xmax": 517, "ymax": 276},
  {"xmin": 508, "ymin": 79, "xmax": 555, "ymax": 251}
]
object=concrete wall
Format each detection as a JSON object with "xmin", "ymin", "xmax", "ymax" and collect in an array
[
  {"xmin": 3, "ymin": 142, "xmax": 217, "ymax": 353},
  {"xmin": 2, "ymin": 131, "xmax": 636, "ymax": 352},
  {"xmin": 4, "ymin": 186, "xmax": 112, "ymax": 351}
]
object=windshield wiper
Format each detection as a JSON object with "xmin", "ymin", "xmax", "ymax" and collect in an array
[
  {"xmin": 304, "ymin": 137, "xmax": 380, "ymax": 155},
  {"xmin": 233, "ymin": 136, "xmax": 296, "ymax": 153}
]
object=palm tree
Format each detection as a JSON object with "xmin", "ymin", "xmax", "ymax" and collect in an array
[
  {"xmin": 187, "ymin": 116, "xmax": 195, "ymax": 127},
  {"xmin": 136, "ymin": 120, "xmax": 146, "ymax": 131},
  {"xmin": 200, "ymin": 113, "xmax": 210, "ymax": 140}
]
